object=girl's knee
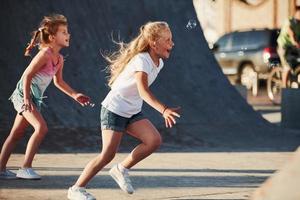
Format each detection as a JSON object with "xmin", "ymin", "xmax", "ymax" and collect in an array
[
  {"xmin": 147, "ymin": 134, "xmax": 162, "ymax": 149},
  {"xmin": 98, "ymin": 151, "xmax": 116, "ymax": 165},
  {"xmin": 34, "ymin": 124, "xmax": 48, "ymax": 136}
]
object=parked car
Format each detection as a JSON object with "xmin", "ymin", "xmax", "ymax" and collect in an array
[{"xmin": 211, "ymin": 28, "xmax": 280, "ymax": 95}]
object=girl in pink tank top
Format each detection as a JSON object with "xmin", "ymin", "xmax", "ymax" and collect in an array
[{"xmin": 0, "ymin": 14, "xmax": 92, "ymax": 180}]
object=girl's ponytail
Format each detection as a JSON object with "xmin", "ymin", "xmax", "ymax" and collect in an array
[{"xmin": 24, "ymin": 28, "xmax": 43, "ymax": 56}]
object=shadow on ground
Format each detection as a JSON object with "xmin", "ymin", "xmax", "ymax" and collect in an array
[{"xmin": 0, "ymin": 174, "xmax": 267, "ymax": 189}]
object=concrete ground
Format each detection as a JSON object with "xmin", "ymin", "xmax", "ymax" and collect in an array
[
  {"xmin": 0, "ymin": 152, "xmax": 293, "ymax": 200},
  {"xmin": 253, "ymin": 105, "xmax": 281, "ymax": 125}
]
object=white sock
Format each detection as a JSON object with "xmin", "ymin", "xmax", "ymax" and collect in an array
[
  {"xmin": 118, "ymin": 163, "xmax": 128, "ymax": 173},
  {"xmin": 72, "ymin": 185, "xmax": 83, "ymax": 190}
]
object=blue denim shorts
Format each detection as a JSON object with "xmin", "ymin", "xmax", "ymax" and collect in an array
[
  {"xmin": 100, "ymin": 106, "xmax": 146, "ymax": 132},
  {"xmin": 9, "ymin": 90, "xmax": 42, "ymax": 115}
]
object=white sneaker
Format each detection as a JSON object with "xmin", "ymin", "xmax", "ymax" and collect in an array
[
  {"xmin": 16, "ymin": 168, "xmax": 41, "ymax": 180},
  {"xmin": 109, "ymin": 164, "xmax": 134, "ymax": 194},
  {"xmin": 0, "ymin": 169, "xmax": 17, "ymax": 179},
  {"xmin": 68, "ymin": 186, "xmax": 96, "ymax": 200}
]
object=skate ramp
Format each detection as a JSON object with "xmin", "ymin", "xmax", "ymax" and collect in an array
[{"xmin": 0, "ymin": 0, "xmax": 299, "ymax": 152}]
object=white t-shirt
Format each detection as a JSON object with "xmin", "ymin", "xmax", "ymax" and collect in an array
[{"xmin": 101, "ymin": 52, "xmax": 164, "ymax": 118}]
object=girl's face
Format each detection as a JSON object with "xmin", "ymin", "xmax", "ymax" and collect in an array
[
  {"xmin": 53, "ymin": 25, "xmax": 70, "ymax": 48},
  {"xmin": 152, "ymin": 28, "xmax": 174, "ymax": 59}
]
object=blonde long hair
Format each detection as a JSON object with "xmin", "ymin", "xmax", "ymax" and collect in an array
[
  {"xmin": 104, "ymin": 21, "xmax": 170, "ymax": 87},
  {"xmin": 24, "ymin": 14, "xmax": 68, "ymax": 56}
]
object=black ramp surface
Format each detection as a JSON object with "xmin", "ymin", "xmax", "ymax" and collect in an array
[{"xmin": 0, "ymin": 0, "xmax": 299, "ymax": 152}]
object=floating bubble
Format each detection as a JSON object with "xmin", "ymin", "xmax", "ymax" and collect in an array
[{"xmin": 186, "ymin": 19, "xmax": 197, "ymax": 30}]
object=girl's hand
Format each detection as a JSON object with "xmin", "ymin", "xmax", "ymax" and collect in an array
[
  {"xmin": 74, "ymin": 93, "xmax": 92, "ymax": 107},
  {"xmin": 163, "ymin": 106, "xmax": 181, "ymax": 128},
  {"xmin": 22, "ymin": 98, "xmax": 34, "ymax": 112}
]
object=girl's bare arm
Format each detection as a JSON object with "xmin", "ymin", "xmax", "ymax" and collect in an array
[
  {"xmin": 53, "ymin": 58, "xmax": 90, "ymax": 106},
  {"xmin": 135, "ymin": 71, "xmax": 180, "ymax": 127},
  {"xmin": 22, "ymin": 50, "xmax": 49, "ymax": 111}
]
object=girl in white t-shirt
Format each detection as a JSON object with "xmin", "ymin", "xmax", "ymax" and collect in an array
[{"xmin": 68, "ymin": 21, "xmax": 180, "ymax": 200}]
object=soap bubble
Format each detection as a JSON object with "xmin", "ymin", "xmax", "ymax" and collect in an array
[{"xmin": 186, "ymin": 19, "xmax": 197, "ymax": 30}]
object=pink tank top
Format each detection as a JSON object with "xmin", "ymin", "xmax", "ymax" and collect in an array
[{"xmin": 31, "ymin": 47, "xmax": 62, "ymax": 94}]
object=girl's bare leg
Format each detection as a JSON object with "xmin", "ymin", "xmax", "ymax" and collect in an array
[
  {"xmin": 75, "ymin": 130, "xmax": 123, "ymax": 187},
  {"xmin": 121, "ymin": 119, "xmax": 162, "ymax": 169},
  {"xmin": 0, "ymin": 114, "xmax": 30, "ymax": 171},
  {"xmin": 21, "ymin": 108, "xmax": 48, "ymax": 168}
]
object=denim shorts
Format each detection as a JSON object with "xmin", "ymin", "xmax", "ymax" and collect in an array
[
  {"xmin": 9, "ymin": 90, "xmax": 42, "ymax": 115},
  {"xmin": 100, "ymin": 106, "xmax": 146, "ymax": 132}
]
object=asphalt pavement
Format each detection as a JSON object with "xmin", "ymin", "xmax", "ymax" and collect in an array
[{"xmin": 0, "ymin": 152, "xmax": 293, "ymax": 200}]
